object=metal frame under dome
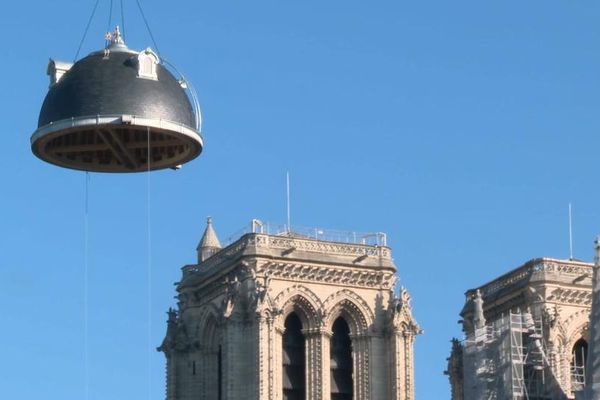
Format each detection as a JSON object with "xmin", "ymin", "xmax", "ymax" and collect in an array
[{"xmin": 162, "ymin": 59, "xmax": 202, "ymax": 133}]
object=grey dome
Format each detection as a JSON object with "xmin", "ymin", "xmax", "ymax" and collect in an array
[
  {"xmin": 38, "ymin": 50, "xmax": 195, "ymax": 128},
  {"xmin": 31, "ymin": 40, "xmax": 203, "ymax": 173}
]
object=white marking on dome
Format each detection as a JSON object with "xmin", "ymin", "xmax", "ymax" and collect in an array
[
  {"xmin": 137, "ymin": 48, "xmax": 159, "ymax": 80},
  {"xmin": 47, "ymin": 59, "xmax": 73, "ymax": 87}
]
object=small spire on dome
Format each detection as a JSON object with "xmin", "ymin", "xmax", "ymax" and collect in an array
[
  {"xmin": 105, "ymin": 26, "xmax": 126, "ymax": 47},
  {"xmin": 197, "ymin": 217, "xmax": 221, "ymax": 263}
]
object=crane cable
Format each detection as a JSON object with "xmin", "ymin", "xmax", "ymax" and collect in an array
[
  {"xmin": 107, "ymin": 0, "xmax": 113, "ymax": 35},
  {"xmin": 84, "ymin": 172, "xmax": 90, "ymax": 400},
  {"xmin": 75, "ymin": 0, "xmax": 143, "ymax": 62},
  {"xmin": 74, "ymin": 0, "xmax": 101, "ymax": 62},
  {"xmin": 120, "ymin": 0, "xmax": 126, "ymax": 38},
  {"xmin": 146, "ymin": 127, "xmax": 153, "ymax": 400},
  {"xmin": 136, "ymin": 0, "xmax": 161, "ymax": 57},
  {"xmin": 74, "ymin": 4, "xmax": 157, "ymax": 399}
]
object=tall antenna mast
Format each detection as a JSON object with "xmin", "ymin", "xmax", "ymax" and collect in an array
[
  {"xmin": 569, "ymin": 203, "xmax": 574, "ymax": 260},
  {"xmin": 286, "ymin": 171, "xmax": 291, "ymax": 232}
]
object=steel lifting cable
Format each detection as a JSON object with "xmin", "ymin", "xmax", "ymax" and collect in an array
[
  {"xmin": 74, "ymin": 0, "xmax": 101, "ymax": 62},
  {"xmin": 136, "ymin": 0, "xmax": 161, "ymax": 57},
  {"xmin": 146, "ymin": 126, "xmax": 153, "ymax": 400},
  {"xmin": 84, "ymin": 172, "xmax": 90, "ymax": 400},
  {"xmin": 107, "ymin": 0, "xmax": 114, "ymax": 34},
  {"xmin": 120, "ymin": 0, "xmax": 126, "ymax": 38},
  {"xmin": 72, "ymin": 3, "xmax": 157, "ymax": 399}
]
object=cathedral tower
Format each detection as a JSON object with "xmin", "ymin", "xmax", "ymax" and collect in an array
[
  {"xmin": 159, "ymin": 220, "xmax": 420, "ymax": 400},
  {"xmin": 447, "ymin": 257, "xmax": 596, "ymax": 399}
]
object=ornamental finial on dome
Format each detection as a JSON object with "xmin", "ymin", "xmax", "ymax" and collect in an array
[{"xmin": 105, "ymin": 26, "xmax": 125, "ymax": 46}]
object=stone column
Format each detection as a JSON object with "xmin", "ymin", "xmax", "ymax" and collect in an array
[
  {"xmin": 222, "ymin": 320, "xmax": 234, "ymax": 400},
  {"xmin": 303, "ymin": 328, "xmax": 327, "ymax": 400},
  {"xmin": 273, "ymin": 318, "xmax": 284, "ymax": 400},
  {"xmin": 256, "ymin": 314, "xmax": 271, "ymax": 400},
  {"xmin": 165, "ymin": 353, "xmax": 177, "ymax": 400},
  {"xmin": 223, "ymin": 318, "xmax": 248, "ymax": 400},
  {"xmin": 557, "ymin": 343, "xmax": 571, "ymax": 395},
  {"xmin": 321, "ymin": 329, "xmax": 332, "ymax": 400},
  {"xmin": 351, "ymin": 334, "xmax": 371, "ymax": 400},
  {"xmin": 241, "ymin": 320, "xmax": 258, "ymax": 400},
  {"xmin": 402, "ymin": 332, "xmax": 416, "ymax": 400},
  {"xmin": 257, "ymin": 313, "xmax": 281, "ymax": 400},
  {"xmin": 389, "ymin": 330, "xmax": 405, "ymax": 400},
  {"xmin": 389, "ymin": 329, "xmax": 417, "ymax": 400},
  {"xmin": 369, "ymin": 334, "xmax": 387, "ymax": 400}
]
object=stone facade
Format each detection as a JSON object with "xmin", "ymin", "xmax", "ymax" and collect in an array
[
  {"xmin": 446, "ymin": 257, "xmax": 594, "ymax": 400},
  {"xmin": 159, "ymin": 222, "xmax": 420, "ymax": 400}
]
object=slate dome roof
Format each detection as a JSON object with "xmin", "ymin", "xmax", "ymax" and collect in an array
[
  {"xmin": 31, "ymin": 34, "xmax": 203, "ymax": 173},
  {"xmin": 38, "ymin": 47, "xmax": 196, "ymax": 129}
]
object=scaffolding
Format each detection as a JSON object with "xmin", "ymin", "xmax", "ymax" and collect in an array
[
  {"xmin": 570, "ymin": 341, "xmax": 587, "ymax": 393},
  {"xmin": 462, "ymin": 310, "xmax": 553, "ymax": 400},
  {"xmin": 508, "ymin": 311, "xmax": 550, "ymax": 400}
]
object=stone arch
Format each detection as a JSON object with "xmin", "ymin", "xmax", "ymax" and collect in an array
[
  {"xmin": 556, "ymin": 308, "xmax": 590, "ymax": 394},
  {"xmin": 197, "ymin": 303, "xmax": 223, "ymax": 349},
  {"xmin": 203, "ymin": 313, "xmax": 222, "ymax": 349},
  {"xmin": 195, "ymin": 303, "xmax": 224, "ymax": 400},
  {"xmin": 323, "ymin": 289, "xmax": 374, "ymax": 335},
  {"xmin": 564, "ymin": 308, "xmax": 591, "ymax": 351},
  {"xmin": 274, "ymin": 285, "xmax": 324, "ymax": 331}
]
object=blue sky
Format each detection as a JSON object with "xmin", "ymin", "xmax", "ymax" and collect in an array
[{"xmin": 2, "ymin": 1, "xmax": 600, "ymax": 399}]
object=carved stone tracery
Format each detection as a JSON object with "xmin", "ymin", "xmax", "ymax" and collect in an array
[
  {"xmin": 548, "ymin": 288, "xmax": 592, "ymax": 305},
  {"xmin": 390, "ymin": 287, "xmax": 421, "ymax": 336}
]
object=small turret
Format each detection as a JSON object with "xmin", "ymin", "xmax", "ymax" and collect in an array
[{"xmin": 197, "ymin": 217, "xmax": 221, "ymax": 263}]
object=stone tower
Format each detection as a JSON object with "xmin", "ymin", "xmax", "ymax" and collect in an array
[
  {"xmin": 159, "ymin": 219, "xmax": 420, "ymax": 400},
  {"xmin": 446, "ymin": 257, "xmax": 596, "ymax": 399}
]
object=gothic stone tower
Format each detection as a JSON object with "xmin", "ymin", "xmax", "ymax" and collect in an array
[
  {"xmin": 159, "ymin": 219, "xmax": 420, "ymax": 400},
  {"xmin": 446, "ymin": 257, "xmax": 595, "ymax": 400}
]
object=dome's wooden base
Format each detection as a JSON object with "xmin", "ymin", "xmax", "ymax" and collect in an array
[{"xmin": 31, "ymin": 118, "xmax": 203, "ymax": 173}]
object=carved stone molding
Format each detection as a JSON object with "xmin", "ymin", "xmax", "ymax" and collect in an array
[
  {"xmin": 182, "ymin": 233, "xmax": 393, "ymax": 280},
  {"xmin": 265, "ymin": 235, "xmax": 391, "ymax": 259},
  {"xmin": 547, "ymin": 288, "xmax": 592, "ymax": 305},
  {"xmin": 472, "ymin": 258, "xmax": 593, "ymax": 298},
  {"xmin": 258, "ymin": 261, "xmax": 395, "ymax": 289}
]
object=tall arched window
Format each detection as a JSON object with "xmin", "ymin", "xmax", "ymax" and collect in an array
[
  {"xmin": 283, "ymin": 313, "xmax": 305, "ymax": 400},
  {"xmin": 571, "ymin": 339, "xmax": 588, "ymax": 391},
  {"xmin": 203, "ymin": 314, "xmax": 222, "ymax": 400},
  {"xmin": 330, "ymin": 317, "xmax": 353, "ymax": 400}
]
